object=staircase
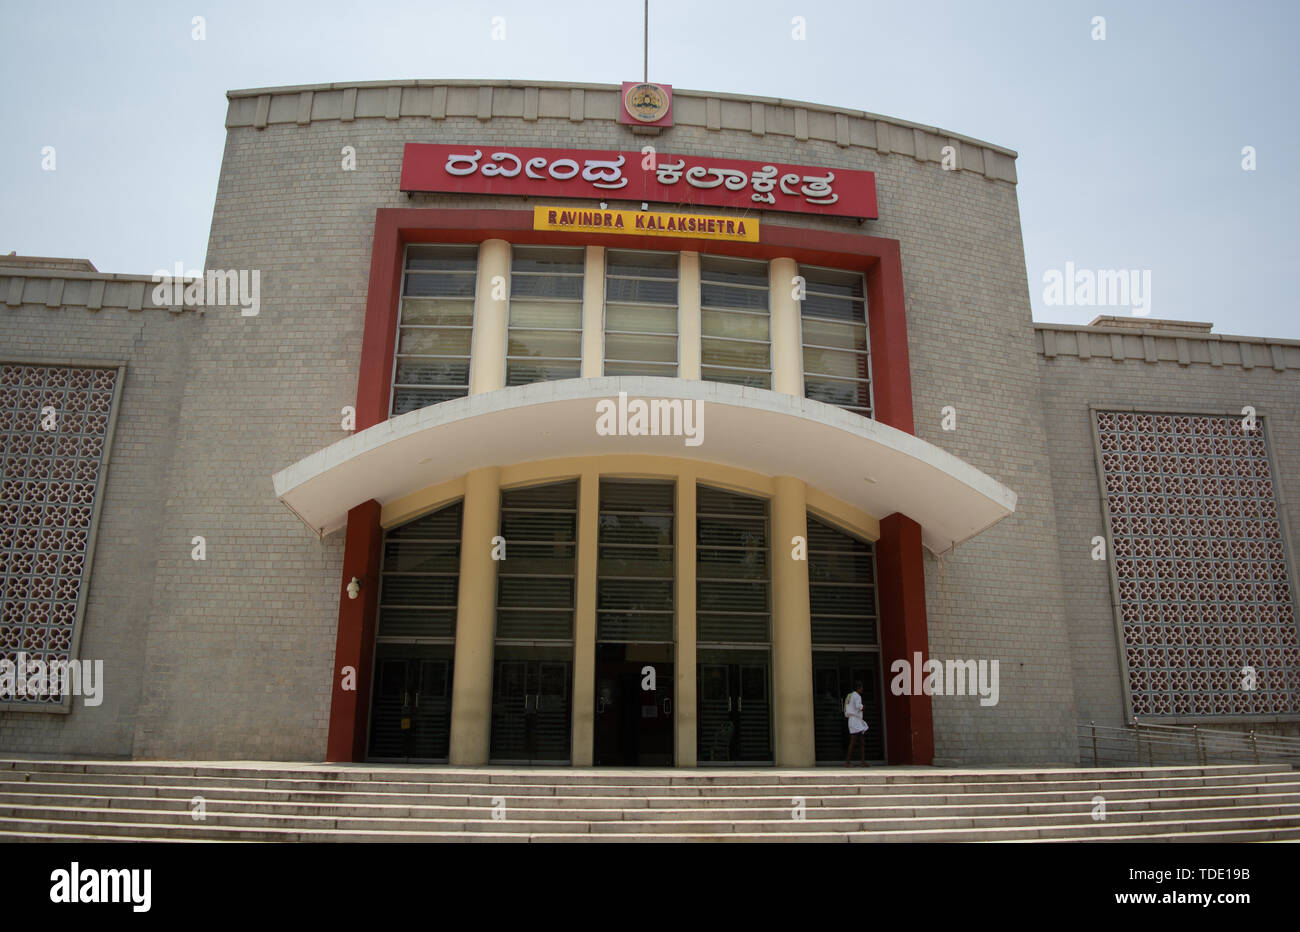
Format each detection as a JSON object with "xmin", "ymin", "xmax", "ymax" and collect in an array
[{"xmin": 1, "ymin": 758, "xmax": 1298, "ymax": 842}]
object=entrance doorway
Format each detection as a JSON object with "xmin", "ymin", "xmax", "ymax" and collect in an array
[
  {"xmin": 367, "ymin": 644, "xmax": 454, "ymax": 762},
  {"xmin": 488, "ymin": 646, "xmax": 572, "ymax": 763},
  {"xmin": 813, "ymin": 652, "xmax": 885, "ymax": 763},
  {"xmin": 594, "ymin": 643, "xmax": 674, "ymax": 765},
  {"xmin": 697, "ymin": 648, "xmax": 772, "ymax": 764}
]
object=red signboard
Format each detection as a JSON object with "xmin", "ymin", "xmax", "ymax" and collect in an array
[{"xmin": 400, "ymin": 144, "xmax": 878, "ymax": 220}]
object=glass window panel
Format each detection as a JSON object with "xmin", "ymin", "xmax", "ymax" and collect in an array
[
  {"xmin": 702, "ymin": 337, "xmax": 770, "ymax": 370},
  {"xmin": 407, "ymin": 245, "xmax": 478, "ymax": 271},
  {"xmin": 507, "ymin": 329, "xmax": 582, "ymax": 360},
  {"xmin": 804, "ymin": 376, "xmax": 870, "ymax": 410},
  {"xmin": 701, "ymin": 283, "xmax": 769, "ymax": 311},
  {"xmin": 605, "ymin": 304, "xmax": 677, "ymax": 334},
  {"xmin": 508, "ymin": 300, "xmax": 582, "ymax": 329},
  {"xmin": 506, "ymin": 361, "xmax": 580, "ymax": 386},
  {"xmin": 382, "ymin": 541, "xmax": 460, "ymax": 573},
  {"xmin": 701, "ymin": 367, "xmax": 767, "ymax": 388},
  {"xmin": 605, "ymin": 277, "xmax": 678, "ymax": 305},
  {"xmin": 512, "ymin": 246, "xmax": 585, "ymax": 273},
  {"xmin": 499, "ymin": 577, "xmax": 574, "ymax": 609},
  {"xmin": 700, "ymin": 255, "xmax": 768, "ymax": 287},
  {"xmin": 403, "ymin": 272, "xmax": 477, "ymax": 298},
  {"xmin": 701, "ymin": 308, "xmax": 769, "ymax": 341},
  {"xmin": 801, "ymin": 266, "xmax": 866, "ymax": 299},
  {"xmin": 607, "ymin": 249, "xmax": 678, "ymax": 278},
  {"xmin": 398, "ymin": 328, "xmax": 472, "ymax": 356},
  {"xmin": 604, "ymin": 333, "xmax": 677, "ymax": 364},
  {"xmin": 803, "ymin": 346, "xmax": 870, "ymax": 380},
  {"xmin": 394, "ymin": 359, "xmax": 471, "ymax": 386},
  {"xmin": 511, "ymin": 274, "xmax": 584, "ymax": 301},
  {"xmin": 401, "ymin": 298, "xmax": 474, "ymax": 326},
  {"xmin": 604, "ymin": 360, "xmax": 677, "ymax": 377},
  {"xmin": 392, "ymin": 387, "xmax": 467, "ymax": 413},
  {"xmin": 801, "ymin": 317, "xmax": 868, "ymax": 351},
  {"xmin": 597, "ymin": 545, "xmax": 675, "ymax": 578}
]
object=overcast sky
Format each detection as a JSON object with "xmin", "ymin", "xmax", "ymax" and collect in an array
[{"xmin": 2, "ymin": 0, "xmax": 1296, "ymax": 337}]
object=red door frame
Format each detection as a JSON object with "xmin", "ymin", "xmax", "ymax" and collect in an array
[{"xmin": 325, "ymin": 207, "xmax": 933, "ymax": 764}]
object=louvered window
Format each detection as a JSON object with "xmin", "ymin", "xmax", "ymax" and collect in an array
[
  {"xmin": 808, "ymin": 516, "xmax": 878, "ymax": 646},
  {"xmin": 507, "ymin": 246, "xmax": 584, "ymax": 386},
  {"xmin": 392, "ymin": 244, "xmax": 477, "ymax": 415},
  {"xmin": 495, "ymin": 480, "xmax": 578, "ymax": 641},
  {"xmin": 696, "ymin": 486, "xmax": 770, "ymax": 643},
  {"xmin": 376, "ymin": 500, "xmax": 463, "ymax": 640},
  {"xmin": 604, "ymin": 250, "xmax": 679, "ymax": 377},
  {"xmin": 800, "ymin": 266, "xmax": 872, "ymax": 417},
  {"xmin": 700, "ymin": 256, "xmax": 771, "ymax": 388},
  {"xmin": 597, "ymin": 480, "xmax": 675, "ymax": 642}
]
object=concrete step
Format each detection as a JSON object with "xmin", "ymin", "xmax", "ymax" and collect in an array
[
  {"xmin": 5, "ymin": 799, "xmax": 1300, "ymax": 834},
  {"xmin": 0, "ymin": 757, "xmax": 1292, "ymax": 843},
  {"xmin": 5, "ymin": 788, "xmax": 1300, "ymax": 821}
]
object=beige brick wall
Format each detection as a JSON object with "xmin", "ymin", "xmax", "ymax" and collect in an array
[
  {"xmin": 0, "ymin": 291, "xmax": 197, "ymax": 756},
  {"xmin": 8, "ymin": 81, "xmax": 1093, "ymax": 763},
  {"xmin": 1035, "ymin": 326, "xmax": 1300, "ymax": 739}
]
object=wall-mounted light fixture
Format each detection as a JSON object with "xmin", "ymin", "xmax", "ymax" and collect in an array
[{"xmin": 346, "ymin": 577, "xmax": 362, "ymax": 600}]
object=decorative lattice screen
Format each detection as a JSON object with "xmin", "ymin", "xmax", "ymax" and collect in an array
[
  {"xmin": 0, "ymin": 363, "xmax": 119, "ymax": 707},
  {"xmin": 1095, "ymin": 410, "xmax": 1300, "ymax": 717}
]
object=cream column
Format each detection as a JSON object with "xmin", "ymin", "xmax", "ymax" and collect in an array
[
  {"xmin": 769, "ymin": 257, "xmax": 803, "ymax": 396},
  {"xmin": 678, "ymin": 251, "xmax": 702, "ymax": 380},
  {"xmin": 674, "ymin": 471, "xmax": 698, "ymax": 766},
  {"xmin": 580, "ymin": 246, "xmax": 605, "ymax": 378},
  {"xmin": 570, "ymin": 468, "xmax": 600, "ymax": 765},
  {"xmin": 771, "ymin": 474, "xmax": 815, "ymax": 766},
  {"xmin": 468, "ymin": 238, "xmax": 510, "ymax": 394},
  {"xmin": 448, "ymin": 466, "xmax": 501, "ymax": 764}
]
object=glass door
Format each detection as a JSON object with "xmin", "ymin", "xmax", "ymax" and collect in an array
[
  {"xmin": 594, "ymin": 643, "xmax": 674, "ymax": 765},
  {"xmin": 812, "ymin": 652, "xmax": 885, "ymax": 763},
  {"xmin": 367, "ymin": 644, "xmax": 454, "ymax": 762},
  {"xmin": 697, "ymin": 648, "xmax": 772, "ymax": 764},
  {"xmin": 489, "ymin": 646, "xmax": 573, "ymax": 764}
]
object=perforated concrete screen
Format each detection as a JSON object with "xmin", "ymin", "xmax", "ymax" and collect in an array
[
  {"xmin": 1094, "ymin": 410, "xmax": 1300, "ymax": 718},
  {"xmin": 0, "ymin": 363, "xmax": 120, "ymax": 709}
]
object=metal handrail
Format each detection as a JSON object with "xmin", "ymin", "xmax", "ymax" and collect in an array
[{"xmin": 1078, "ymin": 719, "xmax": 1300, "ymax": 767}]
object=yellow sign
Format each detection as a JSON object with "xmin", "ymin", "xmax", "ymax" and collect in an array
[{"xmin": 533, "ymin": 206, "xmax": 759, "ymax": 242}]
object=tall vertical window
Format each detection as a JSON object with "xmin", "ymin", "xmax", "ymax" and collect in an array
[
  {"xmin": 604, "ymin": 250, "xmax": 679, "ymax": 377},
  {"xmin": 696, "ymin": 486, "xmax": 771, "ymax": 643},
  {"xmin": 800, "ymin": 266, "xmax": 872, "ymax": 418},
  {"xmin": 391, "ymin": 244, "xmax": 476, "ymax": 416},
  {"xmin": 597, "ymin": 480, "xmax": 675, "ymax": 642},
  {"xmin": 507, "ymin": 247, "xmax": 584, "ymax": 387},
  {"xmin": 700, "ymin": 256, "xmax": 771, "ymax": 388},
  {"xmin": 495, "ymin": 481, "xmax": 578, "ymax": 641}
]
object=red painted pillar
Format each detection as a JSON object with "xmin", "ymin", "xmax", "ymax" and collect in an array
[
  {"xmin": 326, "ymin": 499, "xmax": 383, "ymax": 762},
  {"xmin": 876, "ymin": 513, "xmax": 934, "ymax": 765}
]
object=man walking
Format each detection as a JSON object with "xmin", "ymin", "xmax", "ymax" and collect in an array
[{"xmin": 844, "ymin": 680, "xmax": 868, "ymax": 766}]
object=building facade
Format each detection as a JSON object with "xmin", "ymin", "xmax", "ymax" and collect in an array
[{"xmin": 1, "ymin": 80, "xmax": 1297, "ymax": 767}]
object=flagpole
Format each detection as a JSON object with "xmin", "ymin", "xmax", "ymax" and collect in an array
[{"xmin": 643, "ymin": 0, "xmax": 648, "ymax": 83}]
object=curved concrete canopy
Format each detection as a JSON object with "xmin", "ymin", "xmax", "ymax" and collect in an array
[{"xmin": 271, "ymin": 377, "xmax": 1017, "ymax": 553}]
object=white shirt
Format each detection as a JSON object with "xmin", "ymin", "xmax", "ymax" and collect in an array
[{"xmin": 845, "ymin": 691, "xmax": 868, "ymax": 734}]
